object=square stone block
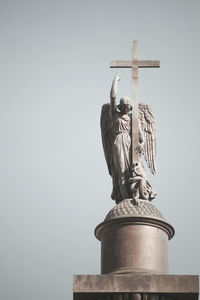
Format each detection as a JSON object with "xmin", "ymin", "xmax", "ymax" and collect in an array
[{"xmin": 73, "ymin": 274, "xmax": 199, "ymax": 300}]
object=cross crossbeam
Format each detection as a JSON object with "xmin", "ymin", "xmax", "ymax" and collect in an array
[
  {"xmin": 110, "ymin": 60, "xmax": 160, "ymax": 68},
  {"xmin": 110, "ymin": 40, "xmax": 160, "ymax": 165}
]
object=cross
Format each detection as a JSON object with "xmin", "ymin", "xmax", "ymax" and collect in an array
[{"xmin": 110, "ymin": 40, "xmax": 160, "ymax": 165}]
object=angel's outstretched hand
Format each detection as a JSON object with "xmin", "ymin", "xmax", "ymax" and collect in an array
[{"xmin": 114, "ymin": 73, "xmax": 120, "ymax": 82}]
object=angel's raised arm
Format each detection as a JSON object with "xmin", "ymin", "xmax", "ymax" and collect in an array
[{"xmin": 110, "ymin": 74, "xmax": 120, "ymax": 118}]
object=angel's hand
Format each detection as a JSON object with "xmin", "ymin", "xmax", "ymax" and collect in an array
[{"xmin": 114, "ymin": 73, "xmax": 120, "ymax": 82}]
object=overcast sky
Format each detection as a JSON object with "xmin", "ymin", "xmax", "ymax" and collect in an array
[{"xmin": 1, "ymin": 1, "xmax": 200, "ymax": 299}]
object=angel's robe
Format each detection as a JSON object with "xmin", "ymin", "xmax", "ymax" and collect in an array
[{"xmin": 111, "ymin": 112, "xmax": 132, "ymax": 202}]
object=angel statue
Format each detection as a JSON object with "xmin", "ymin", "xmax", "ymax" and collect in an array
[{"xmin": 100, "ymin": 74, "xmax": 157, "ymax": 204}]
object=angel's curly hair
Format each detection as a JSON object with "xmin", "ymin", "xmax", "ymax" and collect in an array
[
  {"xmin": 119, "ymin": 97, "xmax": 131, "ymax": 106},
  {"xmin": 116, "ymin": 97, "xmax": 132, "ymax": 112}
]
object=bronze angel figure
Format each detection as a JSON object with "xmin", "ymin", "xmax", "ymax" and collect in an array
[{"xmin": 101, "ymin": 74, "xmax": 157, "ymax": 204}]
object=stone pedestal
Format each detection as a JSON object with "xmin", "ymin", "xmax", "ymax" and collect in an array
[
  {"xmin": 73, "ymin": 200, "xmax": 199, "ymax": 300},
  {"xmin": 95, "ymin": 200, "xmax": 174, "ymax": 275},
  {"xmin": 73, "ymin": 274, "xmax": 199, "ymax": 300}
]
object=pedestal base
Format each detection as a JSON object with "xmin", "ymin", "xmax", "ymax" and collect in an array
[
  {"xmin": 73, "ymin": 274, "xmax": 199, "ymax": 300},
  {"xmin": 95, "ymin": 200, "xmax": 174, "ymax": 274}
]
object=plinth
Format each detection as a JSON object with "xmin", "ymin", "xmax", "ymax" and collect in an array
[
  {"xmin": 95, "ymin": 199, "xmax": 174, "ymax": 275},
  {"xmin": 73, "ymin": 200, "xmax": 199, "ymax": 300}
]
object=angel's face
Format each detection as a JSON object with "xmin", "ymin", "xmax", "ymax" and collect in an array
[{"xmin": 120, "ymin": 104, "xmax": 131, "ymax": 114}]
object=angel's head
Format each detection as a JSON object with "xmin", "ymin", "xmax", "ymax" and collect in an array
[{"xmin": 118, "ymin": 97, "xmax": 132, "ymax": 114}]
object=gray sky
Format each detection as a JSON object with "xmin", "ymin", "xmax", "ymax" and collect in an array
[{"xmin": 0, "ymin": 0, "xmax": 200, "ymax": 299}]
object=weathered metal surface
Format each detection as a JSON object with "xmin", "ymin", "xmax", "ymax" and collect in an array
[
  {"xmin": 110, "ymin": 61, "xmax": 132, "ymax": 68},
  {"xmin": 101, "ymin": 80, "xmax": 157, "ymax": 203},
  {"xmin": 110, "ymin": 60, "xmax": 160, "ymax": 68},
  {"xmin": 96, "ymin": 221, "xmax": 169, "ymax": 274},
  {"xmin": 109, "ymin": 40, "xmax": 160, "ymax": 166},
  {"xmin": 137, "ymin": 60, "xmax": 160, "ymax": 68},
  {"xmin": 102, "ymin": 41, "xmax": 160, "ymax": 204},
  {"xmin": 95, "ymin": 201, "xmax": 174, "ymax": 275},
  {"xmin": 131, "ymin": 40, "xmax": 139, "ymax": 164},
  {"xmin": 95, "ymin": 216, "xmax": 174, "ymax": 242},
  {"xmin": 73, "ymin": 274, "xmax": 199, "ymax": 300},
  {"xmin": 104, "ymin": 200, "xmax": 165, "ymax": 222}
]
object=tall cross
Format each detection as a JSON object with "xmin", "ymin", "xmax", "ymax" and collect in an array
[{"xmin": 110, "ymin": 40, "xmax": 160, "ymax": 164}]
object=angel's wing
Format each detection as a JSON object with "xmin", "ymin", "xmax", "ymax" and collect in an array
[
  {"xmin": 139, "ymin": 103, "xmax": 157, "ymax": 174},
  {"xmin": 100, "ymin": 103, "xmax": 113, "ymax": 176}
]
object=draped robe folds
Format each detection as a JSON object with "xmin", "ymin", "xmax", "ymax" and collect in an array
[{"xmin": 111, "ymin": 112, "xmax": 132, "ymax": 202}]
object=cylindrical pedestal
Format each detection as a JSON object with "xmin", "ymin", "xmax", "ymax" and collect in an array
[{"xmin": 95, "ymin": 200, "xmax": 174, "ymax": 275}]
